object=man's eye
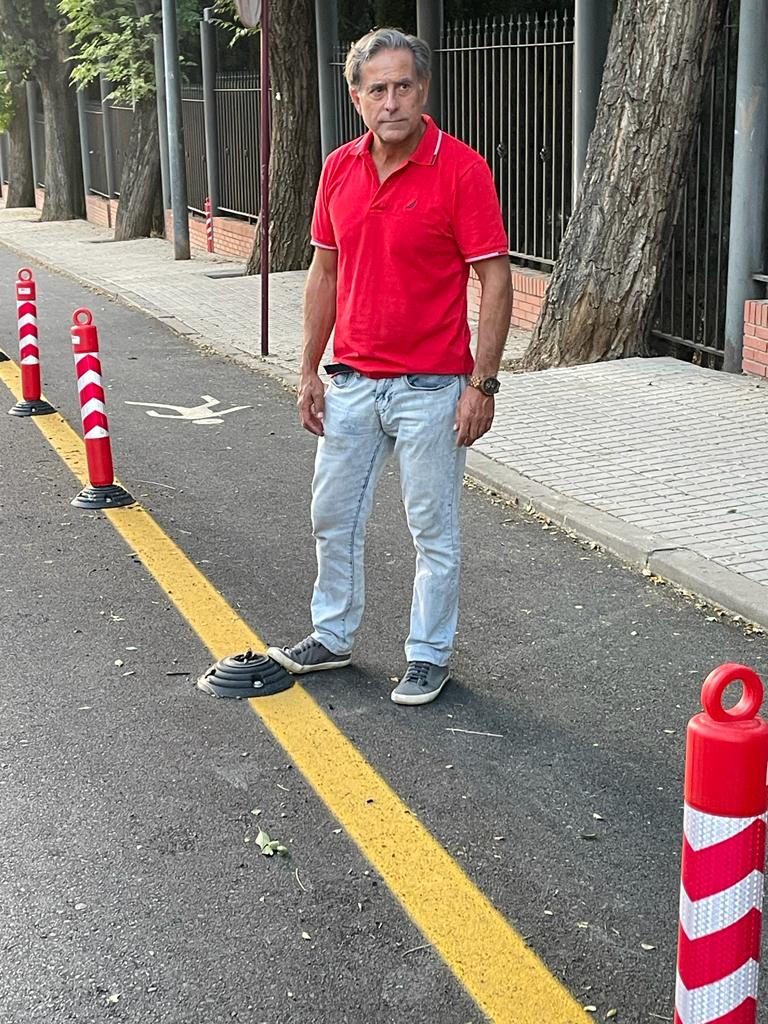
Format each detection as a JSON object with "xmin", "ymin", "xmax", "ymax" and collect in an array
[
  {"xmin": 370, "ymin": 86, "xmax": 384, "ymax": 96},
  {"xmin": 399, "ymin": 83, "xmax": 413, "ymax": 93}
]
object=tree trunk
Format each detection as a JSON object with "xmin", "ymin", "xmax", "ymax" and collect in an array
[
  {"xmin": 245, "ymin": 0, "xmax": 321, "ymax": 275},
  {"xmin": 35, "ymin": 44, "xmax": 85, "ymax": 221},
  {"xmin": 113, "ymin": 96, "xmax": 161, "ymax": 241},
  {"xmin": 6, "ymin": 84, "xmax": 35, "ymax": 208},
  {"xmin": 521, "ymin": 0, "xmax": 729, "ymax": 371}
]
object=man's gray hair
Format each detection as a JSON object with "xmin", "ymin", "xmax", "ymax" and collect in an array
[{"xmin": 344, "ymin": 28, "xmax": 432, "ymax": 89}]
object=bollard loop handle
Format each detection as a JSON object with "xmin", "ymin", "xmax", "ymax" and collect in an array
[
  {"xmin": 17, "ymin": 268, "xmax": 33, "ymax": 282},
  {"xmin": 72, "ymin": 308, "xmax": 93, "ymax": 326},
  {"xmin": 701, "ymin": 662, "xmax": 763, "ymax": 722}
]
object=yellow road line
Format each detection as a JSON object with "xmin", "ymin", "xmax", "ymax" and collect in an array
[{"xmin": 1, "ymin": 356, "xmax": 589, "ymax": 1024}]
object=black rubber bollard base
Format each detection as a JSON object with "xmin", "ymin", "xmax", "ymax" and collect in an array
[
  {"xmin": 8, "ymin": 398, "xmax": 56, "ymax": 417},
  {"xmin": 198, "ymin": 651, "xmax": 294, "ymax": 699},
  {"xmin": 0, "ymin": 350, "xmax": 10, "ymax": 362},
  {"xmin": 71, "ymin": 483, "xmax": 135, "ymax": 510}
]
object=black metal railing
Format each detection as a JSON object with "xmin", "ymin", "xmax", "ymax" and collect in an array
[
  {"xmin": 181, "ymin": 85, "xmax": 207, "ymax": 213},
  {"xmin": 331, "ymin": 46, "xmax": 364, "ymax": 144},
  {"xmin": 650, "ymin": 3, "xmax": 739, "ymax": 368},
  {"xmin": 440, "ymin": 11, "xmax": 573, "ymax": 268},
  {"xmin": 111, "ymin": 104, "xmax": 134, "ymax": 197},
  {"xmin": 215, "ymin": 70, "xmax": 262, "ymax": 220},
  {"xmin": 84, "ymin": 102, "xmax": 109, "ymax": 197},
  {"xmin": 332, "ymin": 9, "xmax": 574, "ymax": 269}
]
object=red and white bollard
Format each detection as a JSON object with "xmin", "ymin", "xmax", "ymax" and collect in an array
[
  {"xmin": 8, "ymin": 267, "xmax": 55, "ymax": 417},
  {"xmin": 70, "ymin": 308, "xmax": 134, "ymax": 509},
  {"xmin": 204, "ymin": 197, "xmax": 214, "ymax": 253},
  {"xmin": 675, "ymin": 663, "xmax": 768, "ymax": 1024}
]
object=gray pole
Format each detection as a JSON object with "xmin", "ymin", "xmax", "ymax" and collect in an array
[
  {"xmin": 162, "ymin": 0, "xmax": 190, "ymax": 259},
  {"xmin": 723, "ymin": 0, "xmax": 768, "ymax": 373},
  {"xmin": 153, "ymin": 34, "xmax": 171, "ymax": 211},
  {"xmin": 416, "ymin": 0, "xmax": 443, "ymax": 122},
  {"xmin": 200, "ymin": 9, "xmax": 220, "ymax": 213},
  {"xmin": 100, "ymin": 73, "xmax": 117, "ymax": 198},
  {"xmin": 75, "ymin": 90, "xmax": 92, "ymax": 198},
  {"xmin": 314, "ymin": 0, "xmax": 339, "ymax": 158},
  {"xmin": 572, "ymin": 0, "xmax": 613, "ymax": 201},
  {"xmin": 26, "ymin": 81, "xmax": 40, "ymax": 189}
]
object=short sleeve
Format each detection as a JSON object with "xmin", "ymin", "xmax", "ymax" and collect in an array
[
  {"xmin": 452, "ymin": 158, "xmax": 509, "ymax": 263},
  {"xmin": 310, "ymin": 157, "xmax": 337, "ymax": 251}
]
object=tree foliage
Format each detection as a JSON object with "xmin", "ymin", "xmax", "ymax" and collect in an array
[{"xmin": 59, "ymin": 0, "xmax": 200, "ymax": 103}]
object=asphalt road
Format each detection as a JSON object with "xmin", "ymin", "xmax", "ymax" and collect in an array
[{"xmin": 1, "ymin": 247, "xmax": 767, "ymax": 1024}]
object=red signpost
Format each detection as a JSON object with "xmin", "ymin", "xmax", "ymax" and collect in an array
[
  {"xmin": 676, "ymin": 663, "xmax": 768, "ymax": 1024},
  {"xmin": 70, "ymin": 308, "xmax": 134, "ymax": 509},
  {"xmin": 8, "ymin": 268, "xmax": 55, "ymax": 417},
  {"xmin": 204, "ymin": 197, "xmax": 214, "ymax": 253}
]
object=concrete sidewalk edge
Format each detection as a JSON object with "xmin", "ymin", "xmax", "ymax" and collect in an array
[{"xmin": 465, "ymin": 449, "xmax": 767, "ymax": 630}]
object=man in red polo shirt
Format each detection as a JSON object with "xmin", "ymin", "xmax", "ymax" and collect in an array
[{"xmin": 267, "ymin": 27, "xmax": 512, "ymax": 705}]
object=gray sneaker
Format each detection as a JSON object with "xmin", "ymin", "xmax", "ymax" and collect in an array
[
  {"xmin": 266, "ymin": 636, "xmax": 351, "ymax": 675},
  {"xmin": 390, "ymin": 661, "xmax": 450, "ymax": 705}
]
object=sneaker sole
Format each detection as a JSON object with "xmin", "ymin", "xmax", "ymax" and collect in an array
[
  {"xmin": 266, "ymin": 646, "xmax": 352, "ymax": 675},
  {"xmin": 390, "ymin": 674, "xmax": 450, "ymax": 706}
]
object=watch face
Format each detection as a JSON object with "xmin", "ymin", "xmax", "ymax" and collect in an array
[{"xmin": 482, "ymin": 377, "xmax": 500, "ymax": 395}]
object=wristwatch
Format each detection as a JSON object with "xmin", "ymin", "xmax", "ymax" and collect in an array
[{"xmin": 469, "ymin": 375, "xmax": 501, "ymax": 396}]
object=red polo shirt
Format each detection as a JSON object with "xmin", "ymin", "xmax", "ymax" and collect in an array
[{"xmin": 311, "ymin": 115, "xmax": 508, "ymax": 378}]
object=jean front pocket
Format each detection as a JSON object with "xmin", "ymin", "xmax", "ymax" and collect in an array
[
  {"xmin": 404, "ymin": 374, "xmax": 458, "ymax": 392},
  {"xmin": 328, "ymin": 371, "xmax": 355, "ymax": 389}
]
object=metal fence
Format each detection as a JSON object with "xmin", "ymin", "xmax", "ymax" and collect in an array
[
  {"xmin": 331, "ymin": 47, "xmax": 364, "ymax": 143},
  {"xmin": 84, "ymin": 102, "xmax": 109, "ymax": 197},
  {"xmin": 181, "ymin": 85, "xmax": 207, "ymax": 213},
  {"xmin": 0, "ymin": 132, "xmax": 9, "ymax": 185},
  {"xmin": 442, "ymin": 12, "xmax": 573, "ymax": 267},
  {"xmin": 650, "ymin": 5, "xmax": 738, "ymax": 369},
  {"xmin": 31, "ymin": 85, "xmax": 45, "ymax": 188},
  {"xmin": 332, "ymin": 9, "xmax": 574, "ymax": 269},
  {"xmin": 215, "ymin": 71, "xmax": 262, "ymax": 220},
  {"xmin": 111, "ymin": 104, "xmax": 135, "ymax": 198}
]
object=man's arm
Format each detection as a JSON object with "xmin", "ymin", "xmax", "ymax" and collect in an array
[
  {"xmin": 454, "ymin": 255, "xmax": 513, "ymax": 447},
  {"xmin": 299, "ymin": 247, "xmax": 338, "ymax": 436}
]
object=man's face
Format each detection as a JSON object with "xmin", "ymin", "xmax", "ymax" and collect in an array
[{"xmin": 350, "ymin": 49, "xmax": 429, "ymax": 148}]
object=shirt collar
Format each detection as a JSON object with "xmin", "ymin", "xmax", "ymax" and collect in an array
[{"xmin": 352, "ymin": 115, "xmax": 442, "ymax": 166}]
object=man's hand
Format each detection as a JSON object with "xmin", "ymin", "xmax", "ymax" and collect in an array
[
  {"xmin": 298, "ymin": 371, "xmax": 326, "ymax": 436},
  {"xmin": 454, "ymin": 386, "xmax": 494, "ymax": 446}
]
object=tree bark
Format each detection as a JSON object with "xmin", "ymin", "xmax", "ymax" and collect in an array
[
  {"xmin": 114, "ymin": 96, "xmax": 161, "ymax": 241},
  {"xmin": 245, "ymin": 0, "xmax": 321, "ymax": 275},
  {"xmin": 35, "ymin": 20, "xmax": 85, "ymax": 222},
  {"xmin": 521, "ymin": 0, "xmax": 729, "ymax": 371},
  {"xmin": 6, "ymin": 84, "xmax": 35, "ymax": 208}
]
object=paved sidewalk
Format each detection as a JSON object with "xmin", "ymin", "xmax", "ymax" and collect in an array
[{"xmin": 2, "ymin": 207, "xmax": 768, "ymax": 629}]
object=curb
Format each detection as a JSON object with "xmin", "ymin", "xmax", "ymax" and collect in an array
[{"xmin": 465, "ymin": 449, "xmax": 768, "ymax": 631}]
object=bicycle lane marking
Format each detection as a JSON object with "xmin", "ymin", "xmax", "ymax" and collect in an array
[{"xmin": 0, "ymin": 357, "xmax": 590, "ymax": 1024}]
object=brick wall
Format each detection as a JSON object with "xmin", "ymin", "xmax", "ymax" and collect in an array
[
  {"xmin": 468, "ymin": 264, "xmax": 549, "ymax": 329},
  {"xmin": 743, "ymin": 300, "xmax": 768, "ymax": 377},
  {"xmin": 164, "ymin": 210, "xmax": 257, "ymax": 261},
  {"xmin": 85, "ymin": 194, "xmax": 117, "ymax": 229}
]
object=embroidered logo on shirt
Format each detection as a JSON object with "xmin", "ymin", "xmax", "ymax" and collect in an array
[{"xmin": 405, "ymin": 199, "xmax": 418, "ymax": 209}]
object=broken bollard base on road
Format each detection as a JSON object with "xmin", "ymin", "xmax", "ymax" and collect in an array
[
  {"xmin": 8, "ymin": 397, "xmax": 55, "ymax": 417},
  {"xmin": 197, "ymin": 650, "xmax": 294, "ymax": 699},
  {"xmin": 71, "ymin": 483, "xmax": 135, "ymax": 510}
]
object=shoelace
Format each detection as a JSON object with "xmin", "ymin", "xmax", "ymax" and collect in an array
[{"xmin": 406, "ymin": 661, "xmax": 432, "ymax": 687}]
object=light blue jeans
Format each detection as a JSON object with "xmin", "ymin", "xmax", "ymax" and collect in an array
[{"xmin": 310, "ymin": 371, "xmax": 467, "ymax": 666}]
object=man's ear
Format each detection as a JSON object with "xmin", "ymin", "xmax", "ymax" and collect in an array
[{"xmin": 349, "ymin": 88, "xmax": 361, "ymax": 115}]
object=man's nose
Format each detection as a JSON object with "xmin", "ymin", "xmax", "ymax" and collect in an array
[{"xmin": 383, "ymin": 86, "xmax": 399, "ymax": 110}]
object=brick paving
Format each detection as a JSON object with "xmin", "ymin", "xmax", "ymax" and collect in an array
[{"xmin": 2, "ymin": 207, "xmax": 767, "ymax": 625}]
